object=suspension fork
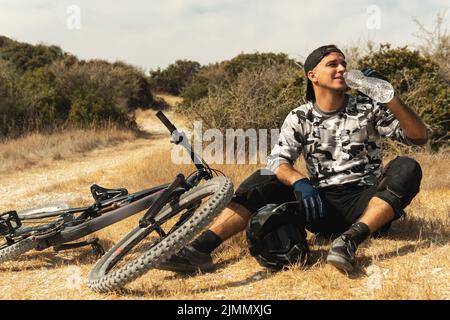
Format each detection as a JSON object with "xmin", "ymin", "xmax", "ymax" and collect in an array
[{"xmin": 138, "ymin": 174, "xmax": 187, "ymax": 228}]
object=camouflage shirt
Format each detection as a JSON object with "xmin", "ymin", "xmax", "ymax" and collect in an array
[{"xmin": 267, "ymin": 95, "xmax": 422, "ymax": 188}]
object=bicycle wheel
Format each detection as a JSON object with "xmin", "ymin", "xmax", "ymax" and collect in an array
[
  {"xmin": 0, "ymin": 237, "xmax": 38, "ymax": 263},
  {"xmin": 0, "ymin": 219, "xmax": 61, "ymax": 262},
  {"xmin": 88, "ymin": 176, "xmax": 233, "ymax": 293}
]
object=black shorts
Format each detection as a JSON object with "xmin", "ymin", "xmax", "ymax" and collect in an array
[{"xmin": 232, "ymin": 156, "xmax": 422, "ymax": 236}]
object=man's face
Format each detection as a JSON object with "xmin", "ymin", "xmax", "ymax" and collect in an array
[{"xmin": 308, "ymin": 52, "xmax": 347, "ymax": 92}]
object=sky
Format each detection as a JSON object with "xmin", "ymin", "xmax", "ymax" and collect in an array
[{"xmin": 0, "ymin": 0, "xmax": 448, "ymax": 71}]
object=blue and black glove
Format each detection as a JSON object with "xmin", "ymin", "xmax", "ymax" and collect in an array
[
  {"xmin": 292, "ymin": 178, "xmax": 324, "ymax": 224},
  {"xmin": 361, "ymin": 67, "xmax": 389, "ymax": 82},
  {"xmin": 358, "ymin": 67, "xmax": 394, "ymax": 100}
]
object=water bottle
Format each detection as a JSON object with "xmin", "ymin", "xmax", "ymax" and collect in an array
[{"xmin": 343, "ymin": 69, "xmax": 394, "ymax": 103}]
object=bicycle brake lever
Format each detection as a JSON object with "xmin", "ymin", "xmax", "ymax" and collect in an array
[{"xmin": 170, "ymin": 131, "xmax": 185, "ymax": 144}]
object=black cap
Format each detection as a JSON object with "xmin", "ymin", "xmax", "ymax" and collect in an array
[{"xmin": 304, "ymin": 45, "xmax": 345, "ymax": 101}]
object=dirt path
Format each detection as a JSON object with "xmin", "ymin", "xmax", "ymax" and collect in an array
[{"xmin": 0, "ymin": 106, "xmax": 189, "ymax": 212}]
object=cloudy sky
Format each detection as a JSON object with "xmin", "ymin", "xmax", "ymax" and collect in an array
[{"xmin": 0, "ymin": 0, "xmax": 448, "ymax": 71}]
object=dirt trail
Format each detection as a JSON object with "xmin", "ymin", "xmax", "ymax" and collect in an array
[{"xmin": 0, "ymin": 106, "xmax": 189, "ymax": 212}]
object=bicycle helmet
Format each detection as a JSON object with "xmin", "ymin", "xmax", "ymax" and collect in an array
[{"xmin": 246, "ymin": 202, "xmax": 309, "ymax": 271}]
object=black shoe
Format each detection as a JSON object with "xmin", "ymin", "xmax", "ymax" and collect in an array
[
  {"xmin": 156, "ymin": 245, "xmax": 214, "ymax": 273},
  {"xmin": 326, "ymin": 234, "xmax": 357, "ymax": 273}
]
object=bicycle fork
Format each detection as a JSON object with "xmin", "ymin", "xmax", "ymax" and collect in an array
[{"xmin": 138, "ymin": 173, "xmax": 187, "ymax": 229}]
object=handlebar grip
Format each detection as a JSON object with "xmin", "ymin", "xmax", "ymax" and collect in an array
[{"xmin": 156, "ymin": 111, "xmax": 177, "ymax": 134}]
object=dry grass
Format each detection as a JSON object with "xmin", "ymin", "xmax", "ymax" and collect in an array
[
  {"xmin": 0, "ymin": 148, "xmax": 448, "ymax": 300},
  {"xmin": 0, "ymin": 127, "xmax": 136, "ymax": 174},
  {"xmin": 154, "ymin": 93, "xmax": 183, "ymax": 108}
]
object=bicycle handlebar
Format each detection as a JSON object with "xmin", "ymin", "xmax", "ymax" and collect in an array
[
  {"xmin": 155, "ymin": 111, "xmax": 210, "ymax": 175},
  {"xmin": 156, "ymin": 111, "xmax": 177, "ymax": 134}
]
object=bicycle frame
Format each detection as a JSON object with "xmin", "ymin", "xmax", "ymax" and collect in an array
[{"xmin": 37, "ymin": 183, "xmax": 169, "ymax": 250}]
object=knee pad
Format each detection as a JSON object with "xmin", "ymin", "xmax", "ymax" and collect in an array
[{"xmin": 376, "ymin": 157, "xmax": 422, "ymax": 218}]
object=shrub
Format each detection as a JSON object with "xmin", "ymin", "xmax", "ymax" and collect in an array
[
  {"xmin": 48, "ymin": 57, "xmax": 152, "ymax": 125},
  {"xmin": 0, "ymin": 37, "xmax": 65, "ymax": 73},
  {"xmin": 111, "ymin": 61, "xmax": 154, "ymax": 109},
  {"xmin": 68, "ymin": 91, "xmax": 129, "ymax": 126},
  {"xmin": 0, "ymin": 59, "xmax": 28, "ymax": 137},
  {"xmin": 149, "ymin": 60, "xmax": 201, "ymax": 95},
  {"xmin": 179, "ymin": 64, "xmax": 305, "ymax": 132},
  {"xmin": 18, "ymin": 68, "xmax": 59, "ymax": 129},
  {"xmin": 181, "ymin": 52, "xmax": 299, "ymax": 105}
]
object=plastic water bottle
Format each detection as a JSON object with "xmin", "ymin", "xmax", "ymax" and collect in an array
[{"xmin": 343, "ymin": 69, "xmax": 394, "ymax": 103}]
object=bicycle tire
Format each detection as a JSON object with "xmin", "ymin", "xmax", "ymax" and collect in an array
[
  {"xmin": 0, "ymin": 237, "xmax": 38, "ymax": 263},
  {"xmin": 87, "ymin": 176, "xmax": 233, "ymax": 293}
]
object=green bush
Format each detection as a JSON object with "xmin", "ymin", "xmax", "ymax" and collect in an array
[
  {"xmin": 223, "ymin": 52, "xmax": 296, "ymax": 80},
  {"xmin": 0, "ymin": 36, "xmax": 153, "ymax": 137},
  {"xmin": 181, "ymin": 52, "xmax": 299, "ymax": 105},
  {"xmin": 149, "ymin": 60, "xmax": 201, "ymax": 95},
  {"xmin": 68, "ymin": 91, "xmax": 129, "ymax": 126},
  {"xmin": 111, "ymin": 61, "xmax": 154, "ymax": 110},
  {"xmin": 179, "ymin": 64, "xmax": 305, "ymax": 132},
  {"xmin": 1, "ymin": 34, "xmax": 447, "ymax": 151},
  {"xmin": 0, "ymin": 37, "xmax": 65, "ymax": 73},
  {"xmin": 48, "ymin": 57, "xmax": 152, "ymax": 123},
  {"xmin": 18, "ymin": 68, "xmax": 59, "ymax": 129},
  {"xmin": 180, "ymin": 75, "xmax": 210, "ymax": 104},
  {"xmin": 0, "ymin": 59, "xmax": 28, "ymax": 137}
]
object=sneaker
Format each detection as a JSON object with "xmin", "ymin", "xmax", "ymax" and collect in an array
[
  {"xmin": 326, "ymin": 234, "xmax": 357, "ymax": 273},
  {"xmin": 156, "ymin": 245, "xmax": 214, "ymax": 273}
]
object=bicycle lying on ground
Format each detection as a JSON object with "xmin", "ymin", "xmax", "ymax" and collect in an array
[{"xmin": 1, "ymin": 112, "xmax": 234, "ymax": 293}]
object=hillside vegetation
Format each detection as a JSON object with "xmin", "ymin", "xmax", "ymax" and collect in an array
[
  {"xmin": 0, "ymin": 36, "xmax": 154, "ymax": 138},
  {"xmin": 2, "ymin": 14, "xmax": 448, "ymax": 150}
]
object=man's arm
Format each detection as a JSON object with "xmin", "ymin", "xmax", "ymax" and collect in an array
[
  {"xmin": 386, "ymin": 96, "xmax": 428, "ymax": 142},
  {"xmin": 267, "ymin": 109, "xmax": 325, "ymax": 222},
  {"xmin": 274, "ymin": 163, "xmax": 307, "ymax": 187}
]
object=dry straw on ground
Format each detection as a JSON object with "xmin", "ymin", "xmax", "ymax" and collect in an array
[{"xmin": 0, "ymin": 126, "xmax": 136, "ymax": 174}]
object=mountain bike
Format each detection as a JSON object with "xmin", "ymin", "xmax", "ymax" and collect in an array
[
  {"xmin": 0, "ymin": 112, "xmax": 234, "ymax": 288},
  {"xmin": 87, "ymin": 112, "xmax": 235, "ymax": 292}
]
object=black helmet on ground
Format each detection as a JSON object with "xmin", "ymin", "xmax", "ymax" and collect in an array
[{"xmin": 246, "ymin": 202, "xmax": 309, "ymax": 271}]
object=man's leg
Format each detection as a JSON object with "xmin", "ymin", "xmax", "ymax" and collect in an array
[
  {"xmin": 153, "ymin": 202, "xmax": 251, "ymax": 273},
  {"xmin": 357, "ymin": 196, "xmax": 395, "ymax": 233},
  {"xmin": 209, "ymin": 202, "xmax": 252, "ymax": 240},
  {"xmin": 327, "ymin": 156, "xmax": 423, "ymax": 273},
  {"xmin": 326, "ymin": 197, "xmax": 394, "ymax": 272},
  {"xmin": 157, "ymin": 169, "xmax": 293, "ymax": 272},
  {"xmin": 182, "ymin": 202, "xmax": 251, "ymax": 259}
]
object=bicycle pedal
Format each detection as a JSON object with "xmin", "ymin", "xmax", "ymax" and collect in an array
[{"xmin": 89, "ymin": 239, "xmax": 105, "ymax": 257}]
